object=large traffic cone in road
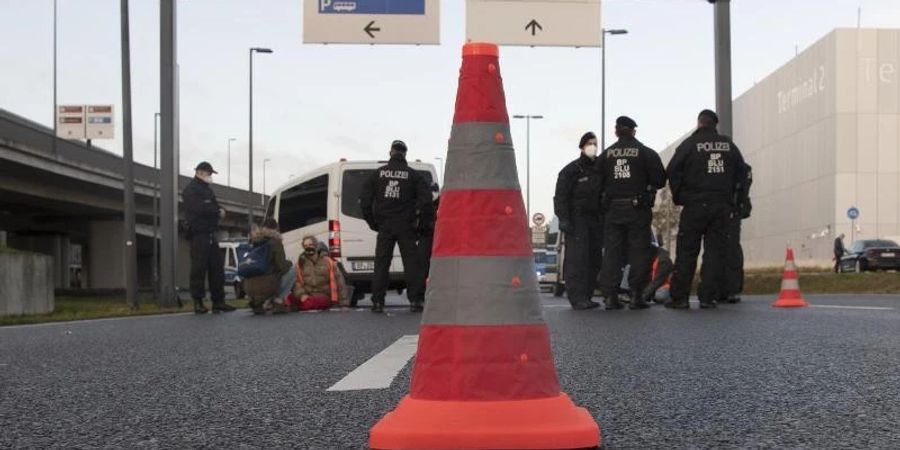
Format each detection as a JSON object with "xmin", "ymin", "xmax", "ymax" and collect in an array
[
  {"xmin": 772, "ymin": 247, "xmax": 809, "ymax": 308},
  {"xmin": 369, "ymin": 43, "xmax": 600, "ymax": 450}
]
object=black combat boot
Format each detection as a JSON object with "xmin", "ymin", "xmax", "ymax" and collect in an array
[
  {"xmin": 699, "ymin": 299, "xmax": 718, "ymax": 309},
  {"xmin": 410, "ymin": 301, "xmax": 424, "ymax": 313},
  {"xmin": 604, "ymin": 295, "xmax": 624, "ymax": 310},
  {"xmin": 665, "ymin": 298, "xmax": 690, "ymax": 310},
  {"xmin": 193, "ymin": 299, "xmax": 209, "ymax": 314},
  {"xmin": 629, "ymin": 292, "xmax": 650, "ymax": 310},
  {"xmin": 724, "ymin": 295, "xmax": 741, "ymax": 304},
  {"xmin": 572, "ymin": 300, "xmax": 600, "ymax": 311},
  {"xmin": 371, "ymin": 301, "xmax": 385, "ymax": 313},
  {"xmin": 211, "ymin": 302, "xmax": 236, "ymax": 313}
]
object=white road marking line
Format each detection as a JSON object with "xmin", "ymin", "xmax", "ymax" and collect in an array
[
  {"xmin": 810, "ymin": 305, "xmax": 894, "ymax": 311},
  {"xmin": 543, "ymin": 304, "xmax": 570, "ymax": 308},
  {"xmin": 327, "ymin": 334, "xmax": 419, "ymax": 392}
]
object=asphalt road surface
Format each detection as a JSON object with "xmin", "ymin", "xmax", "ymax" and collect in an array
[{"xmin": 2, "ymin": 294, "xmax": 899, "ymax": 449}]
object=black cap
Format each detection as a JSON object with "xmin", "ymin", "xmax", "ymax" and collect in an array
[
  {"xmin": 615, "ymin": 116, "xmax": 637, "ymax": 128},
  {"xmin": 578, "ymin": 132, "xmax": 597, "ymax": 149},
  {"xmin": 698, "ymin": 109, "xmax": 719, "ymax": 124},
  {"xmin": 391, "ymin": 140, "xmax": 408, "ymax": 153},
  {"xmin": 195, "ymin": 161, "xmax": 217, "ymax": 174}
]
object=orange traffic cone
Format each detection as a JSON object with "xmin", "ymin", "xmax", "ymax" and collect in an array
[
  {"xmin": 772, "ymin": 247, "xmax": 809, "ymax": 308},
  {"xmin": 369, "ymin": 43, "xmax": 600, "ymax": 450}
]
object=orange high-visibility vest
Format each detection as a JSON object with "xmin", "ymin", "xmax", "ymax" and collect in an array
[
  {"xmin": 296, "ymin": 256, "xmax": 339, "ymax": 303},
  {"xmin": 651, "ymin": 257, "xmax": 671, "ymax": 291}
]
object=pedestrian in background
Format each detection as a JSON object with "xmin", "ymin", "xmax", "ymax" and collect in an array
[
  {"xmin": 834, "ymin": 233, "xmax": 847, "ymax": 273},
  {"xmin": 183, "ymin": 162, "xmax": 234, "ymax": 314},
  {"xmin": 554, "ymin": 132, "xmax": 604, "ymax": 310}
]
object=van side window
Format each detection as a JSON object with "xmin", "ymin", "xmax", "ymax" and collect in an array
[
  {"xmin": 279, "ymin": 174, "xmax": 328, "ymax": 233},
  {"xmin": 264, "ymin": 196, "xmax": 276, "ymax": 221}
]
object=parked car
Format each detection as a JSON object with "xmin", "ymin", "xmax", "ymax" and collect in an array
[
  {"xmin": 219, "ymin": 239, "xmax": 250, "ymax": 299},
  {"xmin": 534, "ymin": 248, "xmax": 559, "ymax": 294},
  {"xmin": 265, "ymin": 159, "xmax": 439, "ymax": 306},
  {"xmin": 838, "ymin": 239, "xmax": 900, "ymax": 273}
]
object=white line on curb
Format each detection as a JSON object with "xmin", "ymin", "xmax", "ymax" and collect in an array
[
  {"xmin": 0, "ymin": 312, "xmax": 194, "ymax": 331},
  {"xmin": 327, "ymin": 334, "xmax": 419, "ymax": 392},
  {"xmin": 810, "ymin": 305, "xmax": 894, "ymax": 311}
]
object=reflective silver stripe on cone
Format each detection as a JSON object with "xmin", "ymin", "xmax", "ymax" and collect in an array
[
  {"xmin": 423, "ymin": 256, "xmax": 544, "ymax": 326},
  {"xmin": 444, "ymin": 123, "xmax": 521, "ymax": 191},
  {"xmin": 781, "ymin": 278, "xmax": 800, "ymax": 290}
]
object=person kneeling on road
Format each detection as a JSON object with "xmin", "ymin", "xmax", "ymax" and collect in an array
[
  {"xmin": 286, "ymin": 236, "xmax": 346, "ymax": 312},
  {"xmin": 243, "ymin": 218, "xmax": 294, "ymax": 315}
]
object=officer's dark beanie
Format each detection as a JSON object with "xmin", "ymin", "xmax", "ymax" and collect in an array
[
  {"xmin": 579, "ymin": 132, "xmax": 596, "ymax": 149},
  {"xmin": 698, "ymin": 109, "xmax": 719, "ymax": 124}
]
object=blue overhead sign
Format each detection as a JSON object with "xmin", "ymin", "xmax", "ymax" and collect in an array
[
  {"xmin": 319, "ymin": 0, "xmax": 426, "ymax": 15},
  {"xmin": 848, "ymin": 207, "xmax": 860, "ymax": 220}
]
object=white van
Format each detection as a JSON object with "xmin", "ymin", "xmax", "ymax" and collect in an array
[{"xmin": 265, "ymin": 159, "xmax": 439, "ymax": 306}]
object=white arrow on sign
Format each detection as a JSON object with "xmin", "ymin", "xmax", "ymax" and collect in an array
[
  {"xmin": 466, "ymin": 0, "xmax": 602, "ymax": 47},
  {"xmin": 303, "ymin": 0, "xmax": 440, "ymax": 45}
]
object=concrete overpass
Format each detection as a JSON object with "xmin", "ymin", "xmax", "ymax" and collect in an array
[{"xmin": 0, "ymin": 108, "xmax": 266, "ymax": 291}]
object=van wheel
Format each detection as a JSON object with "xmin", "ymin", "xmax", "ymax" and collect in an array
[
  {"xmin": 855, "ymin": 260, "xmax": 863, "ymax": 273},
  {"xmin": 553, "ymin": 283, "xmax": 565, "ymax": 297},
  {"xmin": 234, "ymin": 281, "xmax": 246, "ymax": 299}
]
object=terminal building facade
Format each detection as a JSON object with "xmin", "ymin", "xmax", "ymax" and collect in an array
[{"xmin": 662, "ymin": 28, "xmax": 900, "ymax": 266}]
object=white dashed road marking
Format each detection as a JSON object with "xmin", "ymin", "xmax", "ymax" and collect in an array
[{"xmin": 327, "ymin": 334, "xmax": 419, "ymax": 391}]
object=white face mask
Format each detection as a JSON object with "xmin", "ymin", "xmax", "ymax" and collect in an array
[
  {"xmin": 201, "ymin": 174, "xmax": 213, "ymax": 184},
  {"xmin": 582, "ymin": 144, "xmax": 599, "ymax": 158}
]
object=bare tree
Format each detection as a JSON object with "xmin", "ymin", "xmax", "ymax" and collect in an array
[{"xmin": 653, "ymin": 187, "xmax": 681, "ymax": 251}]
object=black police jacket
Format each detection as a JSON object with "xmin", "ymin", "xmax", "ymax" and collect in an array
[
  {"xmin": 666, "ymin": 126, "xmax": 747, "ymax": 207},
  {"xmin": 554, "ymin": 154, "xmax": 602, "ymax": 227},
  {"xmin": 359, "ymin": 155, "xmax": 434, "ymax": 230},
  {"xmin": 182, "ymin": 177, "xmax": 221, "ymax": 235},
  {"xmin": 598, "ymin": 136, "xmax": 667, "ymax": 203}
]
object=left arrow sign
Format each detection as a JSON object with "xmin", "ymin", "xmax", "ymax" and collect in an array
[{"xmin": 364, "ymin": 21, "xmax": 381, "ymax": 38}]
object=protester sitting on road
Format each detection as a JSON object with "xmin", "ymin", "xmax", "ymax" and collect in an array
[
  {"xmin": 243, "ymin": 218, "xmax": 295, "ymax": 315},
  {"xmin": 643, "ymin": 244, "xmax": 673, "ymax": 304},
  {"xmin": 285, "ymin": 236, "xmax": 346, "ymax": 311}
]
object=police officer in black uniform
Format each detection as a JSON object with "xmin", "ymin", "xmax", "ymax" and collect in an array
[
  {"xmin": 554, "ymin": 132, "xmax": 603, "ymax": 310},
  {"xmin": 712, "ymin": 163, "xmax": 752, "ymax": 304},
  {"xmin": 666, "ymin": 110, "xmax": 747, "ymax": 309},
  {"xmin": 596, "ymin": 116, "xmax": 667, "ymax": 310},
  {"xmin": 360, "ymin": 140, "xmax": 434, "ymax": 313},
  {"xmin": 183, "ymin": 162, "xmax": 235, "ymax": 314}
]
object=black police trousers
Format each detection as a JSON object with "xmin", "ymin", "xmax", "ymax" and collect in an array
[
  {"xmin": 189, "ymin": 232, "xmax": 225, "ymax": 303},
  {"xmin": 564, "ymin": 213, "xmax": 603, "ymax": 306},
  {"xmin": 670, "ymin": 202, "xmax": 731, "ymax": 303},
  {"xmin": 418, "ymin": 230, "xmax": 434, "ymax": 282},
  {"xmin": 598, "ymin": 204, "xmax": 653, "ymax": 298},
  {"xmin": 372, "ymin": 221, "xmax": 425, "ymax": 305}
]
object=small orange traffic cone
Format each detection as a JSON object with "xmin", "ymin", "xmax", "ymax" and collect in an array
[
  {"xmin": 772, "ymin": 247, "xmax": 809, "ymax": 308},
  {"xmin": 368, "ymin": 43, "xmax": 600, "ymax": 450}
]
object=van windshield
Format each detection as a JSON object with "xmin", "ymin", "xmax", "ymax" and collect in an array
[{"xmin": 341, "ymin": 169, "xmax": 435, "ymax": 220}]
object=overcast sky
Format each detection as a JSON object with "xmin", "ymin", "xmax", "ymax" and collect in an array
[{"xmin": 2, "ymin": 0, "xmax": 899, "ymax": 218}]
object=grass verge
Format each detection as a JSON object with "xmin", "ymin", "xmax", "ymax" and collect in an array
[{"xmin": 0, "ymin": 297, "xmax": 248, "ymax": 327}]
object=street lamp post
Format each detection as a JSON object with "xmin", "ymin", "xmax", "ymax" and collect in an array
[
  {"xmin": 262, "ymin": 158, "xmax": 271, "ymax": 204},
  {"xmin": 512, "ymin": 114, "xmax": 544, "ymax": 221},
  {"xmin": 249, "ymin": 47, "xmax": 273, "ymax": 230},
  {"xmin": 601, "ymin": 28, "xmax": 628, "ymax": 149},
  {"xmin": 153, "ymin": 112, "xmax": 160, "ymax": 301},
  {"xmin": 227, "ymin": 137, "xmax": 236, "ymax": 187}
]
